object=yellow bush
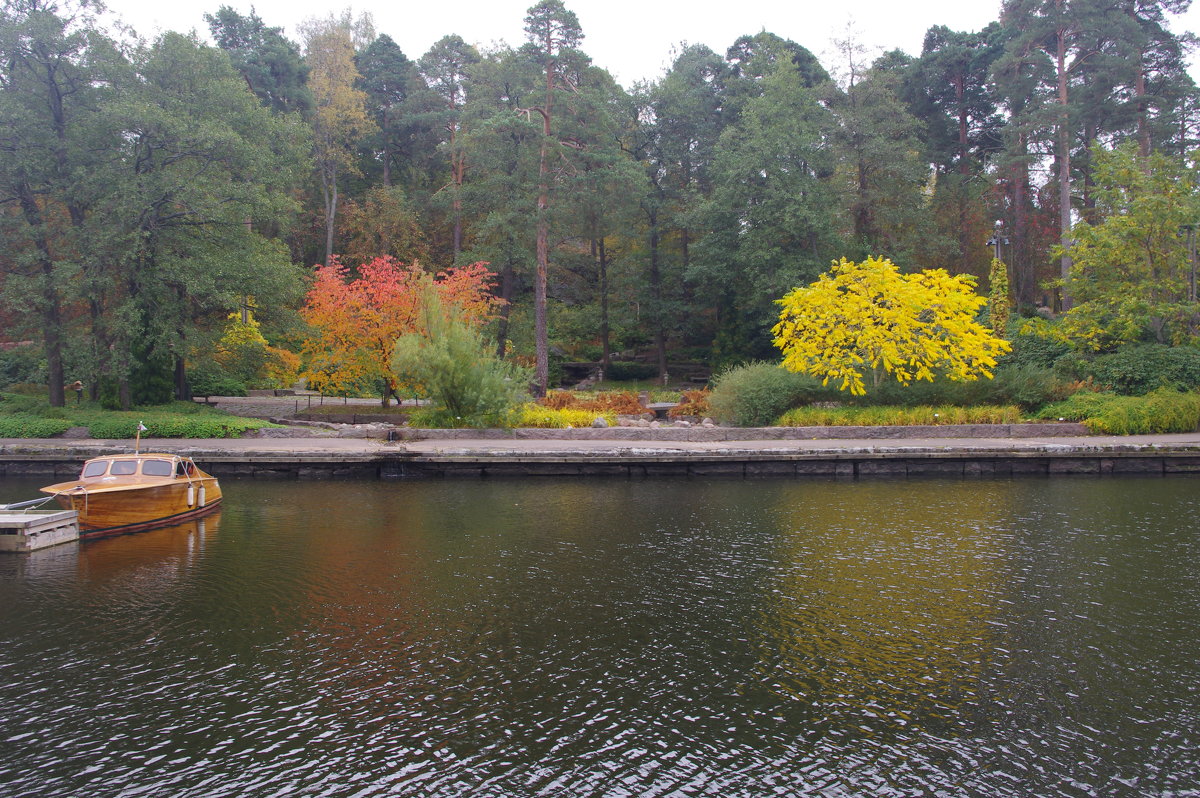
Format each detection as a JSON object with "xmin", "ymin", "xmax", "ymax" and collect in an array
[{"xmin": 518, "ymin": 404, "xmax": 616, "ymax": 428}]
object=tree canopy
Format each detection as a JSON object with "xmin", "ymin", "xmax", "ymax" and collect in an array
[{"xmin": 773, "ymin": 257, "xmax": 1012, "ymax": 395}]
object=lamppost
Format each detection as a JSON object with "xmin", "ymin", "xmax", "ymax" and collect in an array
[{"xmin": 986, "ymin": 220, "xmax": 1008, "ymax": 261}]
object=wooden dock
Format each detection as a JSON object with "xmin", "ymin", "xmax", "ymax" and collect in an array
[{"xmin": 0, "ymin": 510, "xmax": 79, "ymax": 552}]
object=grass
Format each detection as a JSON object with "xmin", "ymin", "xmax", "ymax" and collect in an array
[{"xmin": 0, "ymin": 394, "xmax": 283, "ymax": 439}]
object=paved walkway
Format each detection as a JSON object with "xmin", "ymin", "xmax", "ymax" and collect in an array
[{"xmin": 4, "ymin": 432, "xmax": 1200, "ymax": 458}]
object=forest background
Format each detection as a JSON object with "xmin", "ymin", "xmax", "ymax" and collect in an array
[{"xmin": 2, "ymin": 0, "xmax": 1198, "ymax": 408}]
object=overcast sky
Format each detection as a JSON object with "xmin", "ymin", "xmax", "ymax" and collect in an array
[{"xmin": 97, "ymin": 0, "xmax": 1200, "ymax": 87}]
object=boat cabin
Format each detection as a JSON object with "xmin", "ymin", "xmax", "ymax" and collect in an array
[{"xmin": 77, "ymin": 455, "xmax": 199, "ymax": 481}]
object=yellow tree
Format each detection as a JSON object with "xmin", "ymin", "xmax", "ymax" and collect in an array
[
  {"xmin": 301, "ymin": 14, "xmax": 376, "ymax": 265},
  {"xmin": 772, "ymin": 257, "xmax": 1011, "ymax": 395}
]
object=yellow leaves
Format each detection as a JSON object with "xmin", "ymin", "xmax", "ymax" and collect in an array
[{"xmin": 772, "ymin": 256, "xmax": 1011, "ymax": 395}]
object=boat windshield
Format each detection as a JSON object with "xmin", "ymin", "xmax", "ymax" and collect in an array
[
  {"xmin": 142, "ymin": 459, "xmax": 173, "ymax": 477},
  {"xmin": 110, "ymin": 461, "xmax": 137, "ymax": 476},
  {"xmin": 81, "ymin": 461, "xmax": 108, "ymax": 478}
]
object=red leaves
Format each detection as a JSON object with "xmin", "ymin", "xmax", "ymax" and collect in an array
[{"xmin": 300, "ymin": 256, "xmax": 500, "ymax": 398}]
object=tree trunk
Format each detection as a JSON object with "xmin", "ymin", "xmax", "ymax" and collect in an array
[
  {"xmin": 174, "ymin": 354, "xmax": 191, "ymax": 401},
  {"xmin": 322, "ymin": 164, "xmax": 339, "ymax": 266},
  {"xmin": 1056, "ymin": 22, "xmax": 1073, "ymax": 310},
  {"xmin": 532, "ymin": 66, "xmax": 555, "ymax": 397},
  {"xmin": 495, "ymin": 252, "xmax": 516, "ymax": 360},
  {"xmin": 594, "ymin": 238, "xmax": 611, "ymax": 371},
  {"xmin": 648, "ymin": 209, "xmax": 667, "ymax": 383},
  {"xmin": 1011, "ymin": 135, "xmax": 1036, "ymax": 308},
  {"xmin": 17, "ymin": 184, "xmax": 65, "ymax": 407},
  {"xmin": 956, "ymin": 70, "xmax": 971, "ymax": 273}
]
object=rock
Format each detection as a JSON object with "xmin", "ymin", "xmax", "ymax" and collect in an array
[
  {"xmin": 591, "ymin": 416, "xmax": 609, "ymax": 428},
  {"xmin": 248, "ymin": 426, "xmax": 319, "ymax": 438}
]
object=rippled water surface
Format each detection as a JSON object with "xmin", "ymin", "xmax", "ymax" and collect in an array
[{"xmin": 2, "ymin": 476, "xmax": 1199, "ymax": 797}]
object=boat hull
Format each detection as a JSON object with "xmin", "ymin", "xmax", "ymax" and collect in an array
[
  {"xmin": 55, "ymin": 487, "xmax": 222, "ymax": 539},
  {"xmin": 41, "ymin": 454, "xmax": 223, "ymax": 541}
]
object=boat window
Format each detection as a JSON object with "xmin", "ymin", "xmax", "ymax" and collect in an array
[
  {"xmin": 81, "ymin": 461, "xmax": 109, "ymax": 478},
  {"xmin": 110, "ymin": 460, "xmax": 137, "ymax": 476},
  {"xmin": 142, "ymin": 459, "xmax": 173, "ymax": 476}
]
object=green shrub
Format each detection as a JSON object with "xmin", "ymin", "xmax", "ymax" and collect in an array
[
  {"xmin": 0, "ymin": 393, "xmax": 279, "ymax": 438},
  {"xmin": 83, "ymin": 414, "xmax": 275, "ymax": 439},
  {"xmin": 604, "ymin": 361, "xmax": 658, "ymax": 382},
  {"xmin": 0, "ymin": 414, "xmax": 72, "ymax": 437},
  {"xmin": 708, "ymin": 362, "xmax": 832, "ymax": 427},
  {"xmin": 391, "ymin": 292, "xmax": 529, "ymax": 429},
  {"xmin": 0, "ymin": 346, "xmax": 45, "ymax": 389},
  {"xmin": 1087, "ymin": 344, "xmax": 1200, "ymax": 395},
  {"xmin": 998, "ymin": 332, "xmax": 1072, "ymax": 370},
  {"xmin": 1036, "ymin": 388, "xmax": 1200, "ymax": 434},
  {"xmin": 0, "ymin": 392, "xmax": 42, "ymax": 413},
  {"xmin": 856, "ymin": 364, "xmax": 1069, "ymax": 410},
  {"xmin": 187, "ymin": 366, "xmax": 247, "ymax": 398}
]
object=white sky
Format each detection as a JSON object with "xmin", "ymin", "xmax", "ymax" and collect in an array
[{"xmin": 98, "ymin": 0, "xmax": 1200, "ymax": 87}]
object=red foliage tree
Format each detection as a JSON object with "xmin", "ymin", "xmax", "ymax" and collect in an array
[{"xmin": 300, "ymin": 256, "xmax": 499, "ymax": 404}]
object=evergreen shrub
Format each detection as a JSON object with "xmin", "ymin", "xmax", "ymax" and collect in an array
[
  {"xmin": 998, "ymin": 332, "xmax": 1072, "ymax": 370},
  {"xmin": 604, "ymin": 361, "xmax": 658, "ymax": 382},
  {"xmin": 0, "ymin": 347, "xmax": 44, "ymax": 389},
  {"xmin": 859, "ymin": 364, "xmax": 1068, "ymax": 410},
  {"xmin": 1086, "ymin": 344, "xmax": 1200, "ymax": 395},
  {"xmin": 708, "ymin": 362, "xmax": 831, "ymax": 427},
  {"xmin": 187, "ymin": 365, "xmax": 247, "ymax": 397},
  {"xmin": 82, "ymin": 414, "xmax": 275, "ymax": 439},
  {"xmin": 0, "ymin": 414, "xmax": 72, "ymax": 438}
]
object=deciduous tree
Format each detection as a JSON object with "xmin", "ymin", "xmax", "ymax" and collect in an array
[
  {"xmin": 300, "ymin": 256, "xmax": 499, "ymax": 404},
  {"xmin": 301, "ymin": 14, "xmax": 375, "ymax": 265},
  {"xmin": 773, "ymin": 256, "xmax": 1011, "ymax": 395},
  {"xmin": 1053, "ymin": 144, "xmax": 1200, "ymax": 348}
]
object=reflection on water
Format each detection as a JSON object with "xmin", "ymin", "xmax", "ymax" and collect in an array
[{"xmin": 0, "ymin": 476, "xmax": 1198, "ymax": 797}]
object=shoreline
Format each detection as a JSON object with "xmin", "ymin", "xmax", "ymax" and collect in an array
[{"xmin": 4, "ymin": 426, "xmax": 1200, "ymax": 480}]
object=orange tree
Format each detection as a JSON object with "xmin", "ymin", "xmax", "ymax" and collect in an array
[{"xmin": 300, "ymin": 256, "xmax": 499, "ymax": 404}]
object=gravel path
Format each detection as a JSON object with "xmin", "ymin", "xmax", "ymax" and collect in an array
[{"xmin": 203, "ymin": 395, "xmax": 392, "ymax": 420}]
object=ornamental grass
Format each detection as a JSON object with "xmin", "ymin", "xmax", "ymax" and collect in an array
[
  {"xmin": 776, "ymin": 405, "xmax": 1022, "ymax": 427},
  {"xmin": 518, "ymin": 405, "xmax": 616, "ymax": 428},
  {"xmin": 1036, "ymin": 388, "xmax": 1200, "ymax": 434}
]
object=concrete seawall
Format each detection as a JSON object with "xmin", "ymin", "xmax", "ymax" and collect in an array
[{"xmin": 4, "ymin": 425, "xmax": 1200, "ymax": 480}]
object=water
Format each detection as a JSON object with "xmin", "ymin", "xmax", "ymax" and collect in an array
[{"xmin": 1, "ymin": 475, "xmax": 1198, "ymax": 797}]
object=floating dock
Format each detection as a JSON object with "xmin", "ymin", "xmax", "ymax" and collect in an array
[{"xmin": 0, "ymin": 510, "xmax": 79, "ymax": 552}]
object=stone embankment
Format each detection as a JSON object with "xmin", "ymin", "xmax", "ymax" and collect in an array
[{"xmin": 2, "ymin": 395, "xmax": 1198, "ymax": 480}]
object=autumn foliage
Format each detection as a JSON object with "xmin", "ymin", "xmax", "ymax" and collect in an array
[
  {"xmin": 300, "ymin": 256, "xmax": 500, "ymax": 402},
  {"xmin": 773, "ymin": 257, "xmax": 1011, "ymax": 396}
]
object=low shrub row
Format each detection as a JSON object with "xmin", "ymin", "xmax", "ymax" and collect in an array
[
  {"xmin": 518, "ymin": 405, "xmax": 616, "ymax": 428},
  {"xmin": 706, "ymin": 361, "xmax": 1070, "ymax": 427},
  {"xmin": 1036, "ymin": 388, "xmax": 1200, "ymax": 434},
  {"xmin": 0, "ymin": 394, "xmax": 280, "ymax": 438},
  {"xmin": 777, "ymin": 405, "xmax": 1022, "ymax": 427},
  {"xmin": 541, "ymin": 390, "xmax": 647, "ymax": 414},
  {"xmin": 0, "ymin": 414, "xmax": 73, "ymax": 438}
]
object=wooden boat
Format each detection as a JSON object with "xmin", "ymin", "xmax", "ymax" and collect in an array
[{"xmin": 40, "ymin": 453, "xmax": 222, "ymax": 540}]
